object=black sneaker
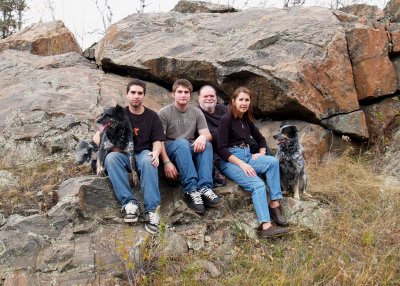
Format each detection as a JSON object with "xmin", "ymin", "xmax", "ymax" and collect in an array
[
  {"xmin": 145, "ymin": 211, "xmax": 160, "ymax": 234},
  {"xmin": 122, "ymin": 202, "xmax": 139, "ymax": 223},
  {"xmin": 183, "ymin": 191, "xmax": 205, "ymax": 213},
  {"xmin": 198, "ymin": 187, "xmax": 223, "ymax": 208}
]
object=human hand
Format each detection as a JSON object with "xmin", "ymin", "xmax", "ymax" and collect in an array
[
  {"xmin": 164, "ymin": 161, "xmax": 179, "ymax": 179},
  {"xmin": 192, "ymin": 135, "xmax": 206, "ymax": 153},
  {"xmin": 239, "ymin": 162, "xmax": 257, "ymax": 177},
  {"xmin": 148, "ymin": 151, "xmax": 159, "ymax": 167},
  {"xmin": 251, "ymin": 153, "xmax": 264, "ymax": 160}
]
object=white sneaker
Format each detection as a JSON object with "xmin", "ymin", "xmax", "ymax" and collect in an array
[
  {"xmin": 122, "ymin": 202, "xmax": 139, "ymax": 223},
  {"xmin": 145, "ymin": 210, "xmax": 160, "ymax": 234}
]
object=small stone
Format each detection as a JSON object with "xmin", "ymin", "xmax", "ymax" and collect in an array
[
  {"xmin": 24, "ymin": 209, "xmax": 40, "ymax": 215},
  {"xmin": 197, "ymin": 260, "xmax": 221, "ymax": 278}
]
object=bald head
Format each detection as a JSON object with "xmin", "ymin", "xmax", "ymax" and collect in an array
[{"xmin": 198, "ymin": 85, "xmax": 217, "ymax": 114}]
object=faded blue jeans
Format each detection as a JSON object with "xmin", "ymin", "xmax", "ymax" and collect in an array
[
  {"xmin": 220, "ymin": 146, "xmax": 283, "ymax": 223},
  {"xmin": 165, "ymin": 139, "xmax": 213, "ymax": 193},
  {"xmin": 104, "ymin": 150, "xmax": 160, "ymax": 212}
]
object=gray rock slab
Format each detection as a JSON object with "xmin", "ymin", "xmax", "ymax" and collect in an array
[{"xmin": 96, "ymin": 7, "xmax": 359, "ymax": 122}]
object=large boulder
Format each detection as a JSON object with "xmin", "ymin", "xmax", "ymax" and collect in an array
[
  {"xmin": 95, "ymin": 7, "xmax": 359, "ymax": 124},
  {"xmin": 0, "ymin": 21, "xmax": 82, "ymax": 56},
  {"xmin": 339, "ymin": 4, "xmax": 383, "ymax": 20},
  {"xmin": 388, "ymin": 22, "xmax": 400, "ymax": 53},
  {"xmin": 172, "ymin": 0, "xmax": 237, "ymax": 13},
  {"xmin": 361, "ymin": 95, "xmax": 400, "ymax": 140},
  {"xmin": 321, "ymin": 110, "xmax": 369, "ymax": 139},
  {"xmin": 0, "ymin": 49, "xmax": 170, "ymax": 167},
  {"xmin": 346, "ymin": 25, "xmax": 397, "ymax": 101},
  {"xmin": 384, "ymin": 0, "xmax": 400, "ymax": 22}
]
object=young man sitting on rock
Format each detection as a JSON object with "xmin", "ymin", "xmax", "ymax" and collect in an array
[
  {"xmin": 93, "ymin": 79, "xmax": 165, "ymax": 234},
  {"xmin": 158, "ymin": 79, "xmax": 223, "ymax": 214}
]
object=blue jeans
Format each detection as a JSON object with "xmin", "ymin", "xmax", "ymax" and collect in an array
[
  {"xmin": 165, "ymin": 139, "xmax": 213, "ymax": 193},
  {"xmin": 104, "ymin": 151, "xmax": 160, "ymax": 212},
  {"xmin": 220, "ymin": 146, "xmax": 283, "ymax": 223}
]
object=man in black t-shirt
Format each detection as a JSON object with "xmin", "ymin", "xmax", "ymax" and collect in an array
[{"xmin": 93, "ymin": 79, "xmax": 165, "ymax": 234}]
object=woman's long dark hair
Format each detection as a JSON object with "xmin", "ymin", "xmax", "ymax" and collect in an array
[{"xmin": 229, "ymin": 87, "xmax": 254, "ymax": 122}]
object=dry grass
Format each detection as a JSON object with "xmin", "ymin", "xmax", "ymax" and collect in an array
[
  {"xmin": 0, "ymin": 160, "xmax": 92, "ymax": 216},
  {"xmin": 1, "ymin": 153, "xmax": 398, "ymax": 285},
  {"xmin": 149, "ymin": 153, "xmax": 400, "ymax": 286}
]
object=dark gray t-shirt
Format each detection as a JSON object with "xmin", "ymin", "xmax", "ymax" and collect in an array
[{"xmin": 158, "ymin": 104, "xmax": 208, "ymax": 142}]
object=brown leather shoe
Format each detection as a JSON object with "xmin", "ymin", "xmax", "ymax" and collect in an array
[
  {"xmin": 269, "ymin": 206, "xmax": 289, "ymax": 227},
  {"xmin": 259, "ymin": 225, "xmax": 288, "ymax": 238}
]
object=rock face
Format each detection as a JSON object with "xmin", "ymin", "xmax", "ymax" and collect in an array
[
  {"xmin": 362, "ymin": 96, "xmax": 400, "ymax": 139},
  {"xmin": 0, "ymin": 49, "xmax": 170, "ymax": 166},
  {"xmin": 379, "ymin": 127, "xmax": 400, "ymax": 181},
  {"xmin": 346, "ymin": 25, "xmax": 397, "ymax": 101},
  {"xmin": 172, "ymin": 0, "xmax": 237, "ymax": 13},
  {"xmin": 321, "ymin": 110, "xmax": 369, "ymax": 140},
  {"xmin": 340, "ymin": 4, "xmax": 384, "ymax": 19},
  {"xmin": 95, "ymin": 7, "xmax": 359, "ymax": 124},
  {"xmin": 384, "ymin": 0, "xmax": 400, "ymax": 22},
  {"xmin": 0, "ymin": 175, "xmax": 331, "ymax": 284},
  {"xmin": 0, "ymin": 21, "xmax": 82, "ymax": 56}
]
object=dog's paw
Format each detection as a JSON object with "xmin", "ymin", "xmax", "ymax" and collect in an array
[
  {"xmin": 294, "ymin": 194, "xmax": 301, "ymax": 200},
  {"xmin": 132, "ymin": 171, "xmax": 140, "ymax": 187},
  {"xmin": 302, "ymin": 192, "xmax": 313, "ymax": 199}
]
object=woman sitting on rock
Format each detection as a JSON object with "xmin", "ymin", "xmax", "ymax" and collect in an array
[{"xmin": 217, "ymin": 87, "xmax": 288, "ymax": 238}]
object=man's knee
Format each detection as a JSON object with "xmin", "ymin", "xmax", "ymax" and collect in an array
[
  {"xmin": 104, "ymin": 152, "xmax": 125, "ymax": 167},
  {"xmin": 204, "ymin": 141, "xmax": 213, "ymax": 152},
  {"xmin": 269, "ymin": 156, "xmax": 279, "ymax": 167},
  {"xmin": 138, "ymin": 153, "xmax": 155, "ymax": 169},
  {"xmin": 168, "ymin": 139, "xmax": 191, "ymax": 153}
]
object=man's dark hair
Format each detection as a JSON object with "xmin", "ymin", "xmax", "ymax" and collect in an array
[{"xmin": 126, "ymin": 79, "xmax": 146, "ymax": 94}]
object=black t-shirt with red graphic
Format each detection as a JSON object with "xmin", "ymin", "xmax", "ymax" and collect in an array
[{"xmin": 124, "ymin": 106, "xmax": 165, "ymax": 153}]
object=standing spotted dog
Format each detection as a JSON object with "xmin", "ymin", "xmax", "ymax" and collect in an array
[{"xmin": 273, "ymin": 124, "xmax": 308, "ymax": 200}]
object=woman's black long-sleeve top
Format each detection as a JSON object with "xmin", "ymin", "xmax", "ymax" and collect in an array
[{"xmin": 217, "ymin": 113, "xmax": 267, "ymax": 161}]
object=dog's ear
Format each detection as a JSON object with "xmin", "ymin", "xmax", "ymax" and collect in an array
[
  {"xmin": 115, "ymin": 104, "xmax": 124, "ymax": 113},
  {"xmin": 287, "ymin": 126, "xmax": 299, "ymax": 137}
]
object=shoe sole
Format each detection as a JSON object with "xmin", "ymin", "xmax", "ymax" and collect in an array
[
  {"xmin": 183, "ymin": 199, "xmax": 206, "ymax": 214},
  {"xmin": 191, "ymin": 208, "xmax": 206, "ymax": 214},
  {"xmin": 145, "ymin": 224, "xmax": 159, "ymax": 234},
  {"xmin": 204, "ymin": 200, "xmax": 223, "ymax": 208},
  {"xmin": 124, "ymin": 217, "xmax": 138, "ymax": 223},
  {"xmin": 260, "ymin": 231, "xmax": 289, "ymax": 238}
]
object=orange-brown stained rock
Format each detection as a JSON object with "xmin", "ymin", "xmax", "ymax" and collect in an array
[
  {"xmin": 346, "ymin": 25, "xmax": 397, "ymax": 100},
  {"xmin": 0, "ymin": 21, "xmax": 81, "ymax": 56}
]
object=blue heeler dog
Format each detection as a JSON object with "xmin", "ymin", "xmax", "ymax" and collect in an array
[
  {"xmin": 76, "ymin": 104, "xmax": 139, "ymax": 186},
  {"xmin": 273, "ymin": 123, "xmax": 308, "ymax": 200}
]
